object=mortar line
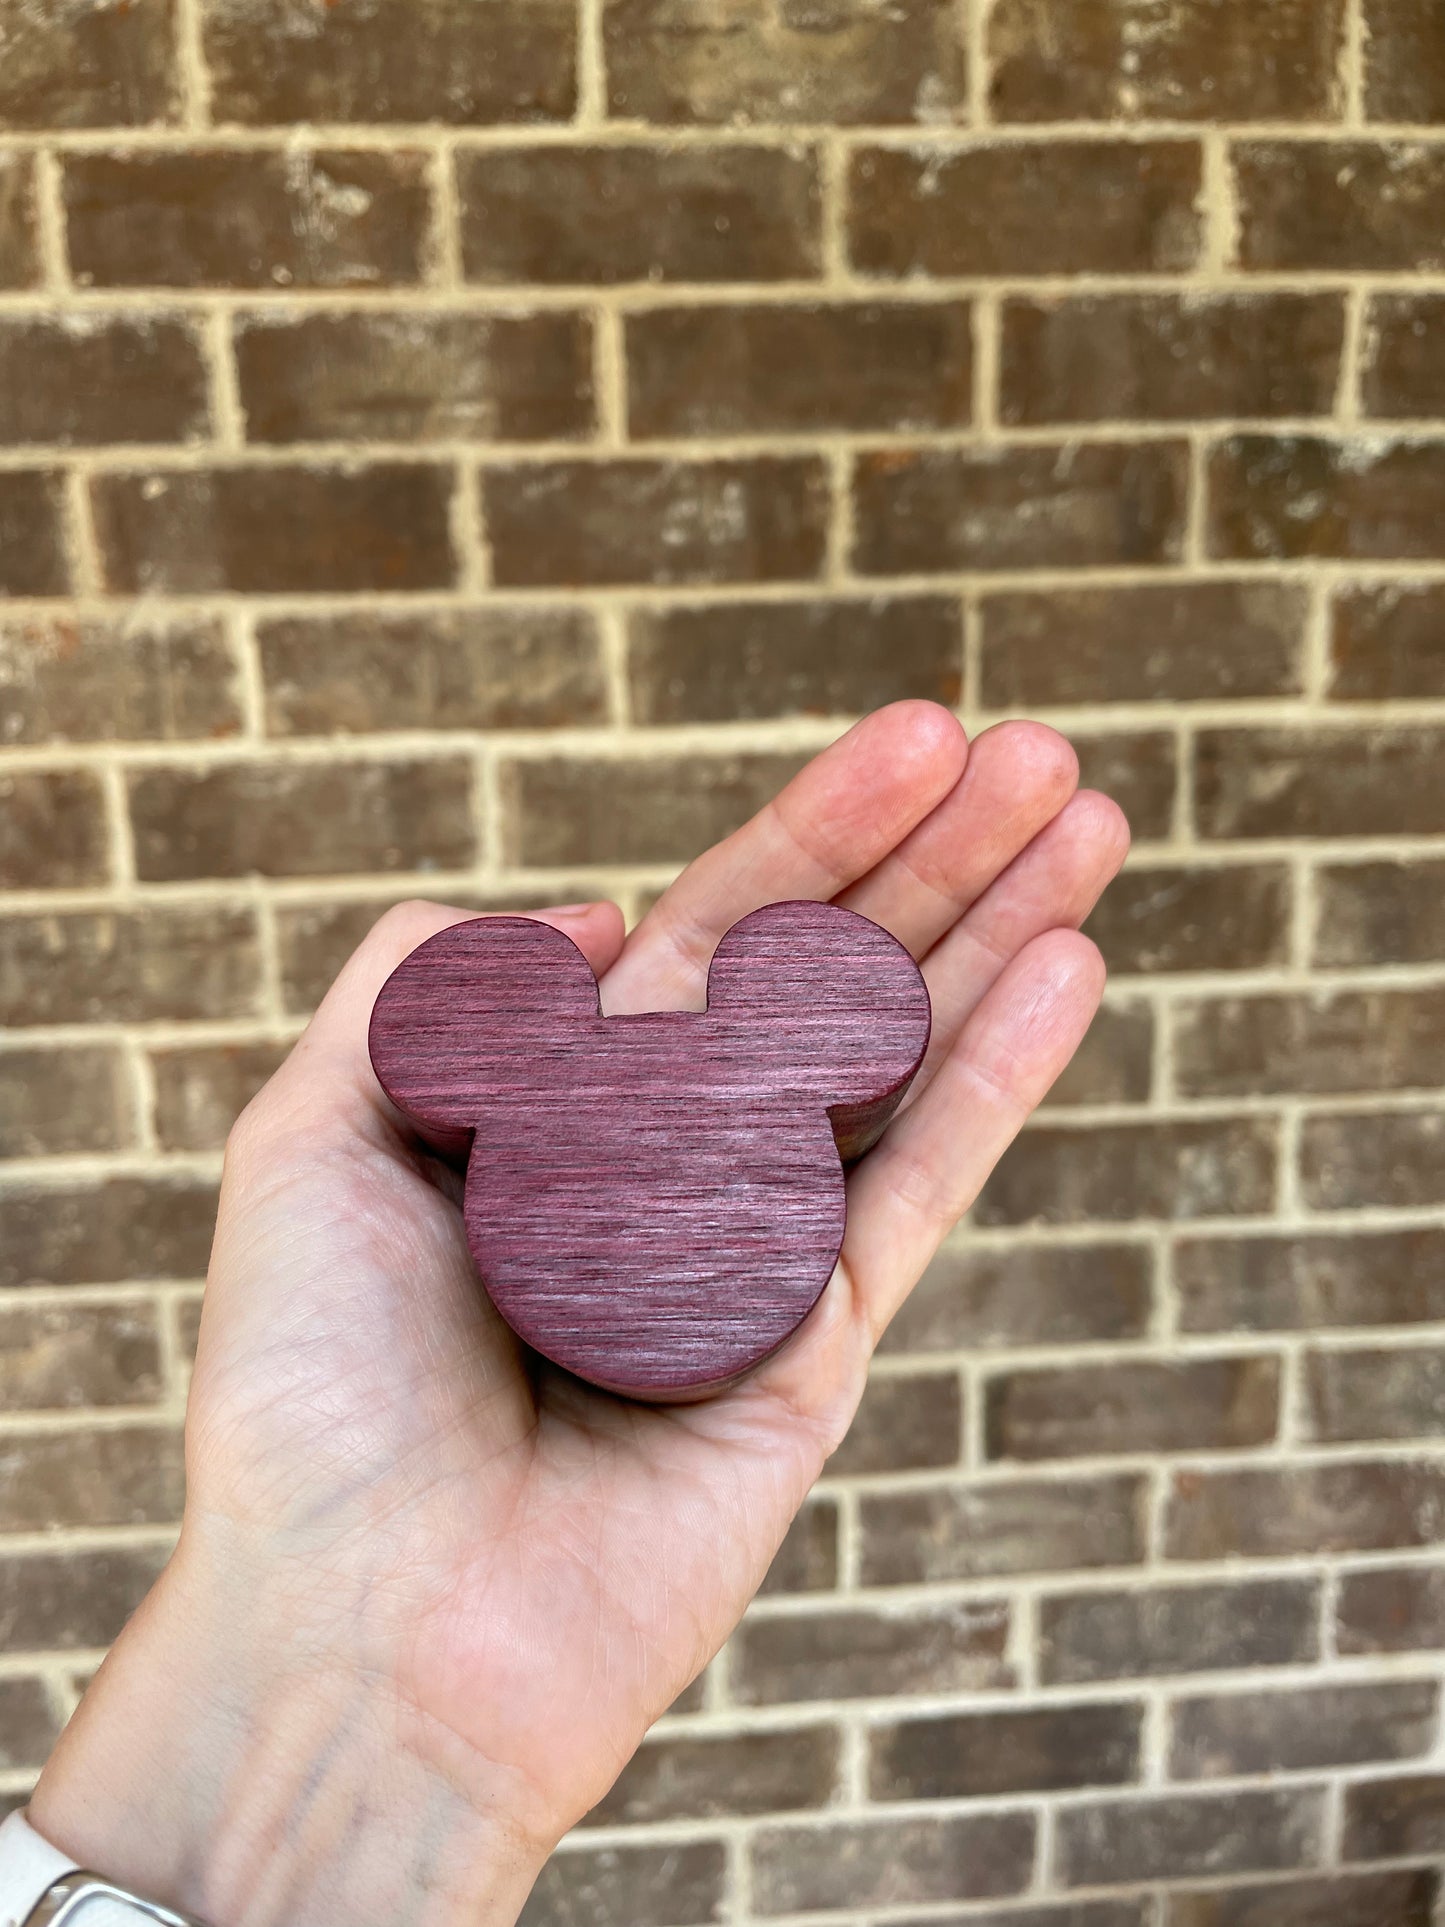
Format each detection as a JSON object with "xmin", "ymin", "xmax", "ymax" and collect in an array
[
  {"xmin": 31, "ymin": 150, "xmax": 68, "ymax": 292},
  {"xmin": 172, "ymin": 0, "xmax": 213, "ymax": 128}
]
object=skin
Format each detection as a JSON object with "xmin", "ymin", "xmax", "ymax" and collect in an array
[{"xmin": 30, "ymin": 703, "xmax": 1129, "ymax": 1927}]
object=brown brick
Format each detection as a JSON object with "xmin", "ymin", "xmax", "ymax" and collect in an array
[
  {"xmin": 880, "ymin": 1241, "xmax": 1153, "ymax": 1356},
  {"xmin": 0, "ymin": 154, "xmax": 40, "ymax": 289},
  {"xmin": 129, "ymin": 755, "xmax": 475, "ymax": 882},
  {"xmin": 1177, "ymin": 1229, "xmax": 1445, "ymax": 1334},
  {"xmin": 1054, "ymin": 1788, "xmax": 1324, "ymax": 1888},
  {"xmin": 1196, "ymin": 725, "xmax": 1445, "ymax": 838},
  {"xmin": 1331, "ymin": 585, "xmax": 1445, "ymax": 701},
  {"xmin": 1364, "ymin": 294, "xmax": 1445, "ymax": 420},
  {"xmin": 0, "ymin": 1046, "xmax": 128, "ymax": 1158},
  {"xmin": 501, "ymin": 749, "xmax": 807, "ymax": 867},
  {"xmin": 1338, "ymin": 1566, "xmax": 1445, "ymax": 1656},
  {"xmin": 0, "ymin": 471, "xmax": 69, "ymax": 597},
  {"xmin": 986, "ymin": 1357, "xmax": 1280, "ymax": 1463},
  {"xmin": 459, "ymin": 144, "xmax": 821, "ymax": 286},
  {"xmin": 1074, "ymin": 731, "xmax": 1179, "ymax": 842},
  {"xmin": 1318, "ymin": 859, "xmax": 1445, "ymax": 967},
  {"xmin": 1045, "ymin": 1002, "xmax": 1155, "ymax": 1107},
  {"xmin": 976, "ymin": 1119, "xmax": 1278, "ymax": 1226},
  {"xmin": 1002, "ymin": 294, "xmax": 1344, "ymax": 427},
  {"xmin": 64, "ymin": 148, "xmax": 431, "ymax": 289},
  {"xmin": 1168, "ymin": 1870, "xmax": 1438, "ymax": 1927},
  {"xmin": 628, "ymin": 302, "xmax": 972, "ymax": 439},
  {"xmin": 750, "ymin": 1813, "xmax": 1035, "ymax": 1917},
  {"xmin": 0, "ymin": 0, "xmax": 179, "ymax": 128},
  {"xmin": 202, "ymin": 0, "xmax": 575, "ymax": 124},
  {"xmin": 0, "ymin": 1176, "xmax": 217, "ymax": 1288},
  {"xmin": 1305, "ymin": 1344, "xmax": 1445, "ymax": 1444},
  {"xmin": 95, "ymin": 463, "xmax": 456, "ymax": 595},
  {"xmin": 827, "ymin": 1369, "xmax": 963, "ymax": 1477},
  {"xmin": 482, "ymin": 456, "xmax": 828, "ymax": 590},
  {"xmin": 0, "ymin": 1424, "xmax": 183, "ymax": 1533},
  {"xmin": 0, "ymin": 315, "xmax": 209, "ymax": 447},
  {"xmin": 150, "ymin": 1042, "xmax": 289, "ymax": 1153},
  {"xmin": 236, "ymin": 310, "xmax": 594, "ymax": 445},
  {"xmin": 872, "ymin": 1702, "xmax": 1142, "ymax": 1802},
  {"xmin": 1166, "ymin": 1460, "xmax": 1445, "ymax": 1560},
  {"xmin": 604, "ymin": 0, "xmax": 965, "ymax": 126},
  {"xmin": 1303, "ymin": 1109, "xmax": 1445, "ymax": 1210},
  {"xmin": 0, "ymin": 615, "xmax": 242, "ymax": 746},
  {"xmin": 628, "ymin": 596, "xmax": 962, "ymax": 726},
  {"xmin": 854, "ymin": 442, "xmax": 1188, "ymax": 577},
  {"xmin": 860, "ymin": 1473, "xmax": 1147, "ymax": 1585},
  {"xmin": 517, "ymin": 1842, "xmax": 724, "ymax": 1927},
  {"xmin": 1366, "ymin": 0, "xmax": 1445, "ymax": 119},
  {"xmin": 1236, "ymin": 142, "xmax": 1445, "ymax": 273},
  {"xmin": 1172, "ymin": 1679, "xmax": 1437, "ymax": 1781},
  {"xmin": 1346, "ymin": 1777, "xmax": 1445, "ymax": 1861},
  {"xmin": 1040, "ymin": 1577, "xmax": 1321, "ymax": 1686},
  {"xmin": 0, "ymin": 1545, "xmax": 168, "ymax": 1654},
  {"xmin": 980, "ymin": 582, "xmax": 1307, "ymax": 708},
  {"xmin": 0, "ymin": 1678, "xmax": 59, "ymax": 1772},
  {"xmin": 1175, "ymin": 986, "xmax": 1445, "ymax": 1098},
  {"xmin": 667, "ymin": 1673, "xmax": 708, "ymax": 1717},
  {"xmin": 259, "ymin": 608, "xmax": 607, "ymax": 736},
  {"xmin": 1209, "ymin": 436, "xmax": 1445, "ymax": 562},
  {"xmin": 0, "ymin": 905, "xmax": 262, "ymax": 1027},
  {"xmin": 0, "ymin": 770, "xmax": 109, "ymax": 889},
  {"xmin": 1086, "ymin": 863, "xmax": 1292, "ymax": 976},
  {"xmin": 758, "ymin": 1494, "xmax": 839, "ymax": 1597},
  {"xmin": 175, "ymin": 1295, "xmax": 203, "ymax": 1367},
  {"xmin": 901, "ymin": 1908, "xmax": 1148, "ymax": 1927},
  {"xmin": 584, "ymin": 1724, "xmax": 839, "ymax": 1827},
  {"xmin": 0, "ymin": 1302, "xmax": 163, "ymax": 1410},
  {"xmin": 732, "ymin": 1601, "xmax": 1010, "ymax": 1705},
  {"xmin": 849, "ymin": 141, "xmax": 1202, "ymax": 278}
]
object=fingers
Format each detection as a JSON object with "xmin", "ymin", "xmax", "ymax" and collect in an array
[
  {"xmin": 601, "ymin": 701, "xmax": 967, "ymax": 1015},
  {"xmin": 838, "ymin": 720, "xmax": 1080, "ymax": 960}
]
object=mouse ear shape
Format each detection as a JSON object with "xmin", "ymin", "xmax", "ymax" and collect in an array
[
  {"xmin": 706, "ymin": 901, "xmax": 930, "ymax": 1162},
  {"xmin": 369, "ymin": 915, "xmax": 601, "ymax": 1140}
]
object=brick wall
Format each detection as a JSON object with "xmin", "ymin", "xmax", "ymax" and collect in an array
[{"xmin": 2, "ymin": 0, "xmax": 1445, "ymax": 1920}]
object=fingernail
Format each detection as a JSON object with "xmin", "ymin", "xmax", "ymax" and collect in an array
[{"xmin": 549, "ymin": 902, "xmax": 597, "ymax": 917}]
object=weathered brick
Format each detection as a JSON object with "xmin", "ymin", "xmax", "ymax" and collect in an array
[
  {"xmin": 732, "ymin": 1601, "xmax": 1010, "ymax": 1705},
  {"xmin": 758, "ymin": 1494, "xmax": 839, "ymax": 1597},
  {"xmin": 1365, "ymin": 0, "xmax": 1445, "ymax": 119},
  {"xmin": 128, "ymin": 756, "xmax": 475, "ymax": 882},
  {"xmin": 1002, "ymin": 294, "xmax": 1344, "ymax": 427},
  {"xmin": 583, "ymin": 1725, "xmax": 840, "ymax": 1826},
  {"xmin": 501, "ymin": 750, "xmax": 807, "ymax": 868},
  {"xmin": 482, "ymin": 457, "xmax": 828, "ymax": 589},
  {"xmin": 1168, "ymin": 1870, "xmax": 1438, "ymax": 1927},
  {"xmin": 1331, "ymin": 586, "xmax": 1445, "ymax": 701},
  {"xmin": 827, "ymin": 1369, "xmax": 963, "ymax": 1477},
  {"xmin": 1345, "ymin": 1777, "xmax": 1445, "ymax": 1861},
  {"xmin": 872, "ymin": 1702, "xmax": 1142, "ymax": 1802},
  {"xmin": 1235, "ymin": 142, "xmax": 1445, "ymax": 272},
  {"xmin": 849, "ymin": 141, "xmax": 1203, "ymax": 277},
  {"xmin": 0, "ymin": 315, "xmax": 209, "ymax": 447},
  {"xmin": 860, "ymin": 1473, "xmax": 1147, "ymax": 1585},
  {"xmin": 0, "ymin": 615, "xmax": 242, "ymax": 746},
  {"xmin": 1172, "ymin": 1680, "xmax": 1437, "ymax": 1781},
  {"xmin": 1317, "ymin": 859, "xmax": 1445, "ymax": 967},
  {"xmin": 459, "ymin": 144, "xmax": 822, "ymax": 285},
  {"xmin": 0, "ymin": 770, "xmax": 109, "ymax": 889},
  {"xmin": 0, "ymin": 1046, "xmax": 129, "ymax": 1158},
  {"xmin": 0, "ymin": 471, "xmax": 69, "ymax": 597},
  {"xmin": 980, "ymin": 582, "xmax": 1307, "ymax": 708},
  {"xmin": 202, "ymin": 0, "xmax": 575, "ymax": 124},
  {"xmin": 0, "ymin": 1678, "xmax": 59, "ymax": 1771},
  {"xmin": 150, "ymin": 1042, "xmax": 288, "ymax": 1153},
  {"xmin": 0, "ymin": 1545, "xmax": 169, "ymax": 1654},
  {"xmin": 517, "ymin": 1842, "xmax": 725, "ymax": 1927},
  {"xmin": 259, "ymin": 608, "xmax": 607, "ymax": 736},
  {"xmin": 854, "ymin": 443, "xmax": 1189, "ymax": 576},
  {"xmin": 1209, "ymin": 437, "xmax": 1445, "ymax": 562},
  {"xmin": 1054, "ymin": 1788, "xmax": 1324, "ymax": 1888},
  {"xmin": 1086, "ymin": 864, "xmax": 1292, "ymax": 976},
  {"xmin": 1166, "ymin": 1460, "xmax": 1445, "ymax": 1559},
  {"xmin": 667, "ymin": 1673, "xmax": 708, "ymax": 1717},
  {"xmin": 235, "ymin": 310, "xmax": 594, "ymax": 444},
  {"xmin": 628, "ymin": 597, "xmax": 962, "ymax": 725},
  {"xmin": 0, "ymin": 1302, "xmax": 163, "ymax": 1410},
  {"xmin": 880, "ymin": 1240, "xmax": 1153, "ymax": 1356},
  {"xmin": 627, "ymin": 302, "xmax": 972, "ymax": 439},
  {"xmin": 1073, "ymin": 731, "xmax": 1179, "ymax": 842},
  {"xmin": 0, "ymin": 1424, "xmax": 183, "ymax": 1532},
  {"xmin": 1176, "ymin": 1229, "xmax": 1445, "ymax": 1334},
  {"xmin": 0, "ymin": 1176, "xmax": 217, "ymax": 1288},
  {"xmin": 0, "ymin": 905, "xmax": 262, "ymax": 1027},
  {"xmin": 1302, "ymin": 1109, "xmax": 1445, "ymax": 1210},
  {"xmin": 1337, "ymin": 1566, "xmax": 1445, "ymax": 1655},
  {"xmin": 1305, "ymin": 1344, "xmax": 1445, "ymax": 1444},
  {"xmin": 0, "ymin": 0, "xmax": 179, "ymax": 128},
  {"xmin": 1045, "ymin": 1002, "xmax": 1155, "ymax": 1107},
  {"xmin": 1040, "ymin": 1578, "xmax": 1321, "ymax": 1685},
  {"xmin": 750, "ymin": 1813, "xmax": 1035, "ymax": 1917},
  {"xmin": 1364, "ymin": 294, "xmax": 1445, "ymax": 420},
  {"xmin": 1174, "ymin": 986, "xmax": 1445, "ymax": 1098},
  {"xmin": 986, "ymin": 1357, "xmax": 1280, "ymax": 1463},
  {"xmin": 1196, "ymin": 726, "xmax": 1445, "ymax": 838},
  {"xmin": 975, "ymin": 1120, "xmax": 1279, "ymax": 1225},
  {"xmin": 603, "ymin": 0, "xmax": 966, "ymax": 126},
  {"xmin": 175, "ymin": 1295, "xmax": 203, "ymax": 1367},
  {"xmin": 64, "ymin": 148, "xmax": 431, "ymax": 289},
  {"xmin": 0, "ymin": 153, "xmax": 40, "ymax": 288}
]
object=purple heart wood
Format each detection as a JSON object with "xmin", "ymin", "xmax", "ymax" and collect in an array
[{"xmin": 368, "ymin": 900, "xmax": 930, "ymax": 1401}]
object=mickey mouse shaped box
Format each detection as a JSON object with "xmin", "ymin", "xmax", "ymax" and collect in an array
[{"xmin": 368, "ymin": 901, "xmax": 931, "ymax": 1401}]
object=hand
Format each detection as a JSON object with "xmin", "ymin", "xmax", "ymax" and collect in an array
[{"xmin": 31, "ymin": 703, "xmax": 1128, "ymax": 1927}]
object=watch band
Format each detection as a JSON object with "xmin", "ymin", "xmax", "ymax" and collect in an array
[{"xmin": 0, "ymin": 1813, "xmax": 205, "ymax": 1927}]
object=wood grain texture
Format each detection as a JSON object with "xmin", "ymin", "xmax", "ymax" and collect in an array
[{"xmin": 368, "ymin": 901, "xmax": 931, "ymax": 1400}]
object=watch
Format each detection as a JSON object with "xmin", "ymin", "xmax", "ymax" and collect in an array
[{"xmin": 0, "ymin": 1813, "xmax": 208, "ymax": 1927}]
